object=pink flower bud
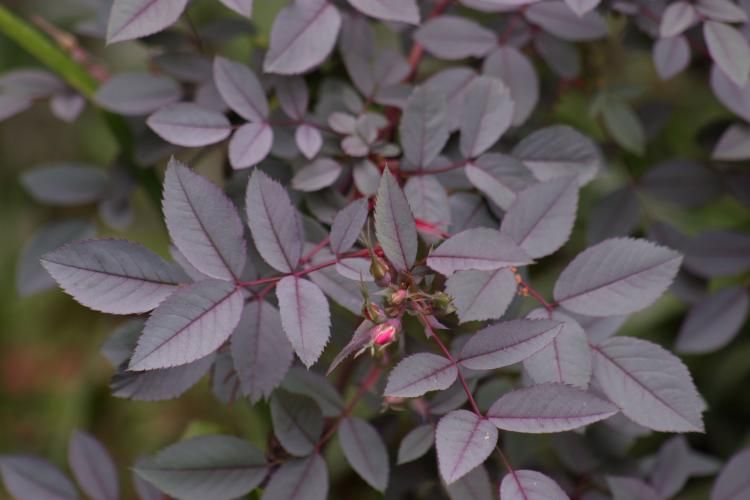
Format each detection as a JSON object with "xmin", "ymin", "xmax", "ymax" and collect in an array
[
  {"xmin": 389, "ymin": 288, "xmax": 408, "ymax": 305},
  {"xmin": 370, "ymin": 320, "xmax": 400, "ymax": 346}
]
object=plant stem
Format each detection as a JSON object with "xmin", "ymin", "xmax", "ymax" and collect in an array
[{"xmin": 404, "ymin": 0, "xmax": 455, "ymax": 81}]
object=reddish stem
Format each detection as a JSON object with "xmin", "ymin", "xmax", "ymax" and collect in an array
[
  {"xmin": 404, "ymin": 0, "xmax": 455, "ymax": 82},
  {"xmin": 419, "ymin": 313, "xmax": 482, "ymax": 416},
  {"xmin": 517, "ymin": 276, "xmax": 556, "ymax": 317},
  {"xmin": 300, "ymin": 237, "xmax": 331, "ymax": 264}
]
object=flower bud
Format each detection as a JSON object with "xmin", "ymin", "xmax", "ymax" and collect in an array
[
  {"xmin": 363, "ymin": 301, "xmax": 386, "ymax": 323},
  {"xmin": 370, "ymin": 319, "xmax": 400, "ymax": 346},
  {"xmin": 370, "ymin": 256, "xmax": 392, "ymax": 286},
  {"xmin": 388, "ymin": 288, "xmax": 408, "ymax": 306},
  {"xmin": 432, "ymin": 291, "xmax": 453, "ymax": 311}
]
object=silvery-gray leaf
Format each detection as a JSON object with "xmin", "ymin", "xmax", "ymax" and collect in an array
[
  {"xmin": 447, "ymin": 268, "xmax": 517, "ymax": 323},
  {"xmin": 21, "ymin": 163, "xmax": 107, "ymax": 206},
  {"xmin": 601, "ymin": 97, "xmax": 645, "ymax": 155},
  {"xmin": 339, "ymin": 417, "xmax": 390, "ymax": 492},
  {"xmin": 277, "ymin": 276, "xmax": 331, "ymax": 367},
  {"xmin": 676, "ymin": 286, "xmax": 749, "ymax": 354},
  {"xmin": 282, "ymin": 366, "xmax": 344, "ymax": 417},
  {"xmin": 465, "ymin": 153, "xmax": 536, "ymax": 210},
  {"xmin": 554, "ymin": 238, "xmax": 682, "ymax": 316},
  {"xmin": 640, "ymin": 159, "xmax": 723, "ymax": 207},
  {"xmin": 291, "ymin": 158, "xmax": 342, "ymax": 192},
  {"xmin": 17, "ymin": 219, "xmax": 95, "ymax": 297},
  {"xmin": 327, "ymin": 320, "xmax": 373, "ymax": 375},
  {"xmin": 587, "ymin": 186, "xmax": 641, "ymax": 244},
  {"xmin": 330, "ymin": 198, "xmax": 368, "ymax": 254},
  {"xmin": 264, "ymin": 0, "xmax": 342, "ymax": 75},
  {"xmin": 384, "ymin": 353, "xmax": 458, "ymax": 398},
  {"xmin": 112, "ymin": 353, "xmax": 214, "ymax": 401},
  {"xmin": 712, "ymin": 123, "xmax": 750, "ymax": 160},
  {"xmin": 414, "ymin": 16, "xmax": 497, "ymax": 60},
  {"xmin": 309, "ymin": 265, "xmax": 368, "ymax": 315},
  {"xmin": 427, "ymin": 228, "xmax": 532, "ymax": 276},
  {"xmin": 711, "ymin": 448, "xmax": 750, "ymax": 500},
  {"xmin": 106, "ymin": 0, "xmax": 189, "ymax": 43},
  {"xmin": 164, "ymin": 158, "xmax": 247, "ymax": 280},
  {"xmin": 592, "ymin": 336, "xmax": 705, "ymax": 432},
  {"xmin": 500, "ymin": 469, "xmax": 569, "ymax": 500},
  {"xmin": 512, "ymin": 125, "xmax": 602, "ymax": 186},
  {"xmin": 375, "ymin": 169, "xmax": 419, "ymax": 271},
  {"xmin": 229, "ymin": 122, "xmax": 274, "ymax": 169},
  {"xmin": 94, "ymin": 72, "xmax": 180, "ymax": 115},
  {"xmin": 436, "ymin": 410, "xmax": 497, "ymax": 484},
  {"xmin": 649, "ymin": 436, "xmax": 692, "ymax": 498},
  {"xmin": 653, "ymin": 35, "xmax": 691, "ymax": 80},
  {"xmin": 260, "ymin": 454, "xmax": 328, "ymax": 500},
  {"xmin": 275, "ymin": 76, "xmax": 309, "ymax": 119},
  {"xmin": 68, "ymin": 430, "xmax": 119, "ymax": 500},
  {"xmin": 424, "ymin": 66, "xmax": 478, "ymax": 131},
  {"xmin": 400, "ymin": 86, "xmax": 450, "ymax": 168},
  {"xmin": 483, "ymin": 47, "xmax": 538, "ymax": 126},
  {"xmin": 231, "ymin": 300, "xmax": 293, "ymax": 402},
  {"xmin": 460, "ymin": 76, "xmax": 514, "ymax": 158},
  {"xmin": 134, "ymin": 435, "xmax": 267, "ymax": 500},
  {"xmin": 213, "ymin": 56, "xmax": 268, "ymax": 122},
  {"xmin": 404, "ymin": 175, "xmax": 451, "ymax": 240},
  {"xmin": 129, "ymin": 279, "xmax": 243, "ymax": 370},
  {"xmin": 50, "ymin": 92, "xmax": 86, "ymax": 122},
  {"xmin": 0, "ymin": 455, "xmax": 78, "ymax": 500},
  {"xmin": 245, "ymin": 169, "xmax": 304, "ymax": 272},
  {"xmin": 41, "ymin": 239, "xmax": 180, "ymax": 315},
  {"xmin": 534, "ymin": 33, "xmax": 581, "ymax": 79},
  {"xmin": 525, "ymin": 0, "xmax": 607, "ymax": 40},
  {"xmin": 705, "ymin": 21, "xmax": 750, "ymax": 87},
  {"xmin": 696, "ymin": 0, "xmax": 748, "ymax": 22},
  {"xmin": 218, "ymin": 0, "xmax": 253, "ymax": 17},
  {"xmin": 684, "ymin": 230, "xmax": 750, "ymax": 277},
  {"xmin": 270, "ymin": 390, "xmax": 324, "ymax": 456},
  {"xmin": 147, "ymin": 103, "xmax": 232, "ymax": 147},
  {"xmin": 347, "ymin": 0, "xmax": 419, "ymax": 24},
  {"xmin": 0, "ymin": 94, "xmax": 32, "ymax": 120},
  {"xmin": 295, "ymin": 124, "xmax": 323, "ymax": 159},
  {"xmin": 397, "ymin": 425, "xmax": 435, "ymax": 465},
  {"xmin": 710, "ymin": 64, "xmax": 750, "ymax": 121},
  {"xmin": 660, "ymin": 1, "xmax": 697, "ymax": 37},
  {"xmin": 565, "ymin": 0, "xmax": 601, "ymax": 16}
]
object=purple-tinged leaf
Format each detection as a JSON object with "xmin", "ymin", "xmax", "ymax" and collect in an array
[
  {"xmin": 309, "ymin": 265, "xmax": 367, "ymax": 314},
  {"xmin": 94, "ymin": 72, "xmax": 180, "ymax": 115},
  {"xmin": 684, "ymin": 230, "xmax": 750, "ymax": 277},
  {"xmin": 339, "ymin": 417, "xmax": 390, "ymax": 492},
  {"xmin": 231, "ymin": 300, "xmax": 293, "ymax": 402},
  {"xmin": 129, "ymin": 279, "xmax": 243, "ymax": 370},
  {"xmin": 260, "ymin": 454, "xmax": 328, "ymax": 500},
  {"xmin": 263, "ymin": 0, "xmax": 342, "ymax": 75},
  {"xmin": 424, "ymin": 67, "xmax": 478, "ymax": 131},
  {"xmin": 705, "ymin": 21, "xmax": 750, "ymax": 86},
  {"xmin": 601, "ymin": 98, "xmax": 645, "ymax": 155},
  {"xmin": 427, "ymin": 228, "xmax": 532, "ymax": 276},
  {"xmin": 445, "ymin": 463, "xmax": 494, "ymax": 500},
  {"xmin": 534, "ymin": 33, "xmax": 581, "ymax": 79},
  {"xmin": 710, "ymin": 64, "xmax": 750, "ymax": 121},
  {"xmin": 571, "ymin": 312, "xmax": 628, "ymax": 345},
  {"xmin": 696, "ymin": 0, "xmax": 748, "ymax": 23},
  {"xmin": 554, "ymin": 238, "xmax": 682, "ymax": 316},
  {"xmin": 414, "ymin": 16, "xmax": 497, "ymax": 60},
  {"xmin": 271, "ymin": 391, "xmax": 324, "ymax": 456},
  {"xmin": 17, "ymin": 219, "xmax": 95, "ymax": 297},
  {"xmin": 330, "ymin": 199, "xmax": 368, "ymax": 255},
  {"xmin": 0, "ymin": 94, "xmax": 31, "ymax": 120},
  {"xmin": 213, "ymin": 57, "xmax": 268, "ymax": 122},
  {"xmin": 487, "ymin": 383, "xmax": 617, "ymax": 432},
  {"xmin": 436, "ymin": 410, "xmax": 497, "ymax": 484},
  {"xmin": 460, "ymin": 76, "xmax": 514, "ymax": 158},
  {"xmin": 459, "ymin": 319, "xmax": 563, "ymax": 370},
  {"xmin": 465, "ymin": 153, "xmax": 536, "ymax": 210},
  {"xmin": 276, "ymin": 276, "xmax": 331, "ymax": 367},
  {"xmin": 384, "ymin": 353, "xmax": 458, "ymax": 398},
  {"xmin": 275, "ymin": 76, "xmax": 309, "ymax": 119},
  {"xmin": 607, "ymin": 476, "xmax": 661, "ymax": 500},
  {"xmin": 676, "ymin": 286, "xmax": 749, "ymax": 354},
  {"xmin": 400, "ymin": 86, "xmax": 450, "ymax": 168},
  {"xmin": 654, "ymin": 35, "xmax": 691, "ymax": 80},
  {"xmin": 295, "ymin": 124, "xmax": 323, "ymax": 159},
  {"xmin": 650, "ymin": 436, "xmax": 692, "ymax": 498},
  {"xmin": 50, "ymin": 92, "xmax": 86, "ymax": 122},
  {"xmin": 565, "ymin": 0, "xmax": 600, "ymax": 16},
  {"xmin": 512, "ymin": 125, "xmax": 602, "ymax": 186},
  {"xmin": 447, "ymin": 268, "xmax": 517, "ymax": 323},
  {"xmin": 397, "ymin": 425, "xmax": 435, "ymax": 465},
  {"xmin": 283, "ymin": 366, "xmax": 344, "ymax": 416},
  {"xmin": 41, "ymin": 239, "xmax": 179, "ymax": 315},
  {"xmin": 450, "ymin": 192, "xmax": 495, "ymax": 232},
  {"xmin": 404, "ymin": 175, "xmax": 451, "ymax": 240},
  {"xmin": 483, "ymin": 47, "xmax": 538, "ymax": 126},
  {"xmin": 229, "ymin": 122, "xmax": 274, "ymax": 169},
  {"xmin": 711, "ymin": 448, "xmax": 750, "ymax": 500},
  {"xmin": 68, "ymin": 431, "xmax": 118, "ymax": 500},
  {"xmin": 218, "ymin": 0, "xmax": 253, "ymax": 17},
  {"xmin": 501, "ymin": 176, "xmax": 578, "ymax": 259},
  {"xmin": 147, "ymin": 103, "xmax": 232, "ymax": 147},
  {"xmin": 525, "ymin": 0, "xmax": 607, "ymax": 40},
  {"xmin": 587, "ymin": 186, "xmax": 641, "ymax": 244},
  {"xmin": 164, "ymin": 159, "xmax": 246, "ymax": 280},
  {"xmin": 0, "ymin": 455, "xmax": 78, "ymax": 500},
  {"xmin": 523, "ymin": 310, "xmax": 592, "ymax": 389},
  {"xmin": 500, "ymin": 469, "xmax": 569, "ymax": 499},
  {"xmin": 327, "ymin": 320, "xmax": 373, "ymax": 374},
  {"xmin": 660, "ymin": 1, "xmax": 697, "ymax": 37},
  {"xmin": 375, "ymin": 169, "xmax": 418, "ymax": 271},
  {"xmin": 712, "ymin": 123, "xmax": 750, "ymax": 160},
  {"xmin": 0, "ymin": 68, "xmax": 65, "ymax": 97},
  {"xmin": 135, "ymin": 435, "xmax": 267, "ymax": 500},
  {"xmin": 246, "ymin": 170, "xmax": 304, "ymax": 272},
  {"xmin": 132, "ymin": 460, "xmax": 163, "ymax": 500},
  {"xmin": 153, "ymin": 52, "xmax": 212, "ymax": 83},
  {"xmin": 107, "ymin": 0, "xmax": 189, "ymax": 43},
  {"xmin": 292, "ymin": 158, "xmax": 342, "ymax": 192},
  {"xmin": 21, "ymin": 163, "xmax": 107, "ymax": 206},
  {"xmin": 112, "ymin": 355, "xmax": 214, "ymax": 401},
  {"xmin": 592, "ymin": 336, "xmax": 705, "ymax": 432},
  {"xmin": 347, "ymin": 0, "xmax": 419, "ymax": 24}
]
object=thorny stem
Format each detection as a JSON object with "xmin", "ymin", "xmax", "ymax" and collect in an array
[
  {"xmin": 419, "ymin": 313, "xmax": 482, "ymax": 416},
  {"xmin": 314, "ymin": 363, "xmax": 384, "ymax": 452}
]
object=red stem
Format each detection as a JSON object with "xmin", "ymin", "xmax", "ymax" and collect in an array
[
  {"xmin": 517, "ymin": 276, "xmax": 556, "ymax": 317},
  {"xmin": 404, "ymin": 0, "xmax": 455, "ymax": 82},
  {"xmin": 419, "ymin": 313, "xmax": 482, "ymax": 416},
  {"xmin": 300, "ymin": 237, "xmax": 331, "ymax": 265}
]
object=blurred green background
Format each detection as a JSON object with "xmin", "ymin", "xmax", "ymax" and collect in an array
[{"xmin": 1, "ymin": 1, "xmax": 750, "ymax": 499}]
